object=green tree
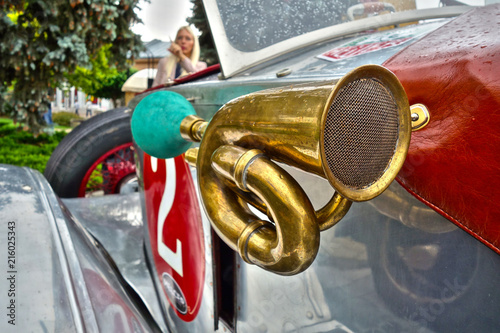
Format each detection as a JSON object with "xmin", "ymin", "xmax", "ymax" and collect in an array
[
  {"xmin": 66, "ymin": 45, "xmax": 117, "ymax": 99},
  {"xmin": 187, "ymin": 0, "xmax": 219, "ymax": 66},
  {"xmin": 0, "ymin": 0, "xmax": 145, "ymax": 133},
  {"xmin": 93, "ymin": 68, "xmax": 137, "ymax": 107},
  {"xmin": 66, "ymin": 45, "xmax": 137, "ymax": 107}
]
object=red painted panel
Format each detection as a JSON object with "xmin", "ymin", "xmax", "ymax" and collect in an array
[
  {"xmin": 143, "ymin": 154, "xmax": 205, "ymax": 321},
  {"xmin": 141, "ymin": 64, "xmax": 221, "ymax": 93},
  {"xmin": 384, "ymin": 5, "xmax": 500, "ymax": 253}
]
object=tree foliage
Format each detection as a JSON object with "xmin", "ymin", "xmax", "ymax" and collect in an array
[
  {"xmin": 66, "ymin": 45, "xmax": 117, "ymax": 98},
  {"xmin": 187, "ymin": 0, "xmax": 219, "ymax": 66},
  {"xmin": 92, "ymin": 68, "xmax": 136, "ymax": 107},
  {"xmin": 0, "ymin": 0, "xmax": 144, "ymax": 132},
  {"xmin": 66, "ymin": 45, "xmax": 137, "ymax": 107}
]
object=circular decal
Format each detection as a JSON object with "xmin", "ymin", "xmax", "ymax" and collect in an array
[{"xmin": 162, "ymin": 273, "xmax": 188, "ymax": 314}]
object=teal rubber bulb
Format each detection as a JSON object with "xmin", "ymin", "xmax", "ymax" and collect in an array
[{"xmin": 131, "ymin": 91, "xmax": 196, "ymax": 159}]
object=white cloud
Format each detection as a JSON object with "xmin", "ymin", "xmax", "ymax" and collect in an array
[{"xmin": 132, "ymin": 0, "xmax": 196, "ymax": 42}]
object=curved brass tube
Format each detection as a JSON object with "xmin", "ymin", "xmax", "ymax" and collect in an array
[
  {"xmin": 211, "ymin": 145, "xmax": 320, "ymax": 274},
  {"xmin": 316, "ymin": 193, "xmax": 352, "ymax": 231},
  {"xmin": 220, "ymin": 187, "xmax": 351, "ymax": 232},
  {"xmin": 186, "ymin": 142, "xmax": 353, "ymax": 274},
  {"xmin": 219, "ymin": 185, "xmax": 351, "ymax": 232}
]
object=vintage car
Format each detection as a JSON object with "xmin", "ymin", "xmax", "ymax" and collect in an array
[{"xmin": 2, "ymin": 0, "xmax": 500, "ymax": 332}]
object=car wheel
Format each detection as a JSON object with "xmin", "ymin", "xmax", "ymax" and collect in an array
[{"xmin": 44, "ymin": 107, "xmax": 137, "ymax": 198}]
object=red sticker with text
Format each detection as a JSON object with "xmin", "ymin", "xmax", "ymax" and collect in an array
[
  {"xmin": 317, "ymin": 25, "xmax": 435, "ymax": 62},
  {"xmin": 319, "ymin": 37, "xmax": 411, "ymax": 61}
]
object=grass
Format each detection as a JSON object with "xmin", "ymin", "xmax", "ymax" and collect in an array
[
  {"xmin": 0, "ymin": 117, "xmax": 67, "ymax": 173},
  {"xmin": 52, "ymin": 111, "xmax": 83, "ymax": 127}
]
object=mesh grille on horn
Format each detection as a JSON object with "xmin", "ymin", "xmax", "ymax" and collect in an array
[{"xmin": 323, "ymin": 78, "xmax": 399, "ymax": 190}]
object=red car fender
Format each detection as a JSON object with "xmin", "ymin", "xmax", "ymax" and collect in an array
[
  {"xmin": 384, "ymin": 4, "xmax": 500, "ymax": 254},
  {"xmin": 143, "ymin": 154, "xmax": 205, "ymax": 321}
]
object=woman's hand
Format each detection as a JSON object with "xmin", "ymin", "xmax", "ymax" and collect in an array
[{"xmin": 168, "ymin": 42, "xmax": 186, "ymax": 61}]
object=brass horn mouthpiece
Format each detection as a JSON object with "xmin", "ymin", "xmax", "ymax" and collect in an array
[{"xmin": 179, "ymin": 65, "xmax": 410, "ymax": 275}]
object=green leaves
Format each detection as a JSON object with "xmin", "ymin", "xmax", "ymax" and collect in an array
[
  {"xmin": 0, "ymin": 0, "xmax": 144, "ymax": 133},
  {"xmin": 66, "ymin": 44, "xmax": 137, "ymax": 107}
]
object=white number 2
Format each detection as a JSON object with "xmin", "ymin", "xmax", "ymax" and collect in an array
[{"xmin": 153, "ymin": 157, "xmax": 184, "ymax": 277}]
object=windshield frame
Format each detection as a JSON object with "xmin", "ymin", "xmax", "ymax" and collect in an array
[{"xmin": 203, "ymin": 1, "xmax": 472, "ymax": 78}]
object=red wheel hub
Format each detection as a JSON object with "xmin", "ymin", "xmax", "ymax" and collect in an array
[{"xmin": 78, "ymin": 143, "xmax": 136, "ymax": 197}]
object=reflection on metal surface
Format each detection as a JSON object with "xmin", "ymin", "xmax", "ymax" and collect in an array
[
  {"xmin": 347, "ymin": 2, "xmax": 396, "ymax": 21},
  {"xmin": 276, "ymin": 68, "xmax": 292, "ymax": 77},
  {"xmin": 0, "ymin": 166, "xmax": 82, "ymax": 332},
  {"xmin": 369, "ymin": 182, "xmax": 457, "ymax": 234},
  {"xmin": 21, "ymin": 185, "xmax": 32, "ymax": 192},
  {"xmin": 180, "ymin": 114, "xmax": 207, "ymax": 142},
  {"xmin": 179, "ymin": 65, "xmax": 411, "ymax": 275},
  {"xmin": 371, "ymin": 220, "xmax": 480, "ymax": 308},
  {"xmin": 27, "ymin": 168, "xmax": 99, "ymax": 332},
  {"xmin": 232, "ymin": 167, "xmax": 500, "ymax": 332},
  {"xmin": 399, "ymin": 244, "xmax": 440, "ymax": 271},
  {"xmin": 118, "ymin": 175, "xmax": 139, "ymax": 194},
  {"xmin": 62, "ymin": 192, "xmax": 167, "ymax": 330},
  {"xmin": 410, "ymin": 103, "xmax": 430, "ymax": 131}
]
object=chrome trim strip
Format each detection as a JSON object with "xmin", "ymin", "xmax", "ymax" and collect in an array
[
  {"xmin": 203, "ymin": 3, "xmax": 472, "ymax": 78},
  {"xmin": 25, "ymin": 168, "xmax": 99, "ymax": 332}
]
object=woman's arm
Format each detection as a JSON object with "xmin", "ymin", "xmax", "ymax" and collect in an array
[
  {"xmin": 178, "ymin": 57, "xmax": 198, "ymax": 73},
  {"xmin": 195, "ymin": 61, "xmax": 208, "ymax": 72},
  {"xmin": 153, "ymin": 57, "xmax": 169, "ymax": 87},
  {"xmin": 178, "ymin": 59, "xmax": 208, "ymax": 77}
]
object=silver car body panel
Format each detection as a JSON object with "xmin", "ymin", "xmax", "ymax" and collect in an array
[
  {"xmin": 0, "ymin": 165, "xmax": 81, "ymax": 332},
  {"xmin": 62, "ymin": 192, "xmax": 168, "ymax": 332},
  {"xmin": 0, "ymin": 165, "xmax": 160, "ymax": 332}
]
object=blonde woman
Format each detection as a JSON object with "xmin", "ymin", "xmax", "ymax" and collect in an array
[{"xmin": 153, "ymin": 26, "xmax": 207, "ymax": 86}]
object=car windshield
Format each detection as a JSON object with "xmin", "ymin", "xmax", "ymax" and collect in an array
[
  {"xmin": 216, "ymin": 0, "xmax": 484, "ymax": 52},
  {"xmin": 207, "ymin": 0, "xmax": 488, "ymax": 77}
]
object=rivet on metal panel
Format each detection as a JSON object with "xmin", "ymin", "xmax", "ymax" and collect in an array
[{"xmin": 410, "ymin": 104, "xmax": 430, "ymax": 131}]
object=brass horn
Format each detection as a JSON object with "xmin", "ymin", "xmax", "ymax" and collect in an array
[{"xmin": 151, "ymin": 65, "xmax": 410, "ymax": 275}]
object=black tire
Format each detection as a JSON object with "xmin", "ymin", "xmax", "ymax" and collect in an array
[{"xmin": 44, "ymin": 107, "xmax": 134, "ymax": 198}]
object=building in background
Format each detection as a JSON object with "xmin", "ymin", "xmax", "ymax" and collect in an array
[{"xmin": 134, "ymin": 39, "xmax": 170, "ymax": 70}]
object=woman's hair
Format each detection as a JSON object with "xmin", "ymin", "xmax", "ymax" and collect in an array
[
  {"xmin": 177, "ymin": 26, "xmax": 200, "ymax": 64},
  {"xmin": 164, "ymin": 26, "xmax": 200, "ymax": 78}
]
